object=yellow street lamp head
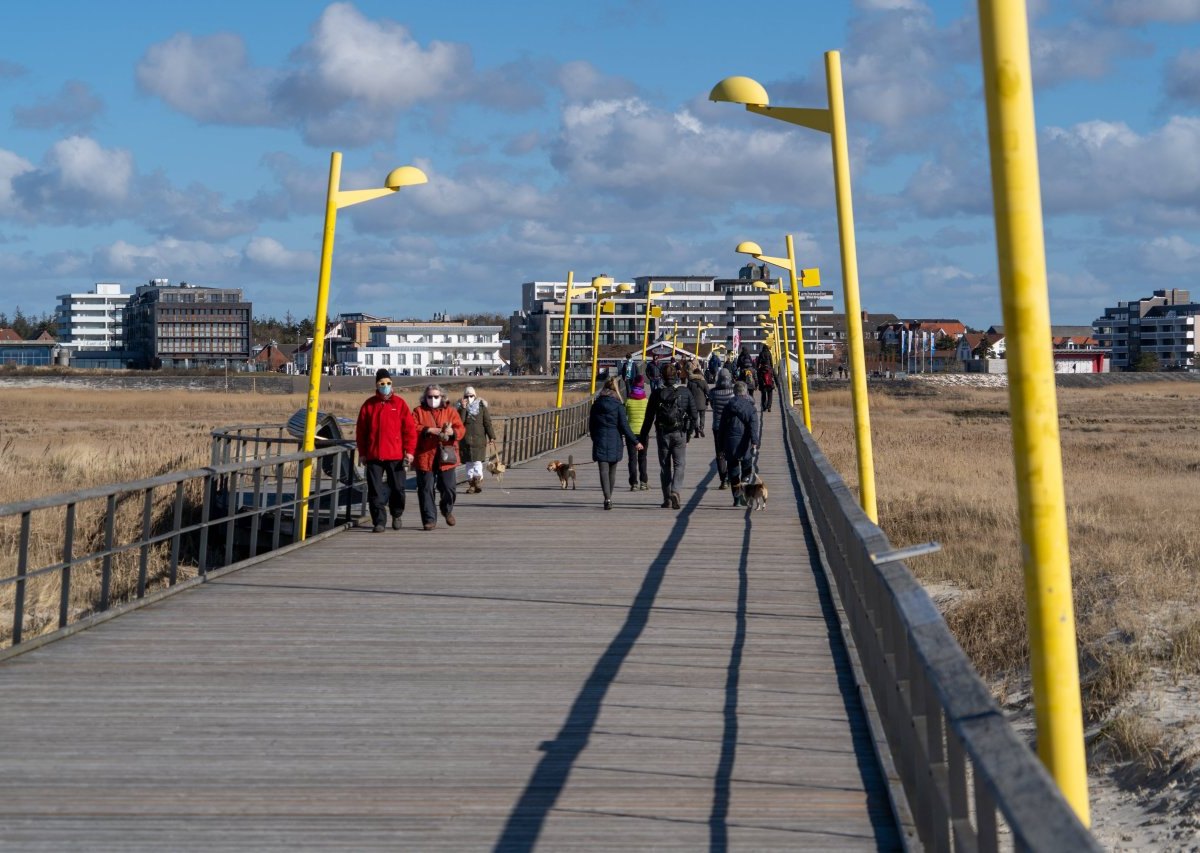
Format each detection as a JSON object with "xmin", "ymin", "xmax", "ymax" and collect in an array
[
  {"xmin": 385, "ymin": 166, "xmax": 428, "ymax": 190},
  {"xmin": 591, "ymin": 274, "xmax": 614, "ymax": 288},
  {"xmin": 615, "ymin": 283, "xmax": 634, "ymax": 293},
  {"xmin": 735, "ymin": 240, "xmax": 764, "ymax": 257},
  {"xmin": 709, "ymin": 76, "xmax": 769, "ymax": 107}
]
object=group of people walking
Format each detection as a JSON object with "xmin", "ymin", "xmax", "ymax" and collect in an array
[
  {"xmin": 354, "ymin": 370, "xmax": 494, "ymax": 532},
  {"xmin": 589, "ymin": 355, "xmax": 766, "ymax": 511}
]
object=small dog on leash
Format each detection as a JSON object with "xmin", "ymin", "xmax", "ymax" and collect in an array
[
  {"xmin": 742, "ymin": 474, "xmax": 769, "ymax": 511},
  {"xmin": 486, "ymin": 454, "xmax": 507, "ymax": 485},
  {"xmin": 547, "ymin": 455, "xmax": 576, "ymax": 490}
]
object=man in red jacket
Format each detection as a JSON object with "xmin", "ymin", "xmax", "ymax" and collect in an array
[{"xmin": 356, "ymin": 369, "xmax": 418, "ymax": 532}]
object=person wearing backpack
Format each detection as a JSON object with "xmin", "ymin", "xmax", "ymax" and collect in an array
[
  {"xmin": 718, "ymin": 381, "xmax": 761, "ymax": 507},
  {"xmin": 758, "ymin": 365, "xmax": 775, "ymax": 413},
  {"xmin": 638, "ymin": 363, "xmax": 699, "ymax": 510},
  {"xmin": 707, "ymin": 368, "xmax": 736, "ymax": 490}
]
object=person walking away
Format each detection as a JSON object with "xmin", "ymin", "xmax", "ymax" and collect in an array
[
  {"xmin": 736, "ymin": 346, "xmax": 753, "ymax": 374},
  {"xmin": 624, "ymin": 375, "xmax": 650, "ymax": 490},
  {"xmin": 638, "ymin": 363, "xmax": 699, "ymax": 510},
  {"xmin": 645, "ymin": 358, "xmax": 660, "ymax": 391},
  {"xmin": 707, "ymin": 349, "xmax": 722, "ymax": 383},
  {"xmin": 687, "ymin": 367, "xmax": 709, "ymax": 438},
  {"xmin": 590, "ymin": 378, "xmax": 643, "ymax": 510},
  {"xmin": 707, "ymin": 368, "xmax": 736, "ymax": 489},
  {"xmin": 718, "ymin": 381, "xmax": 761, "ymax": 507},
  {"xmin": 456, "ymin": 385, "xmax": 495, "ymax": 494},
  {"xmin": 355, "ymin": 369, "xmax": 417, "ymax": 532},
  {"xmin": 758, "ymin": 363, "xmax": 775, "ymax": 413},
  {"xmin": 412, "ymin": 384, "xmax": 466, "ymax": 530}
]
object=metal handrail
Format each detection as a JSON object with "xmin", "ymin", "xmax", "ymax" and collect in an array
[
  {"xmin": 782, "ymin": 406, "xmax": 1100, "ymax": 851},
  {"xmin": 208, "ymin": 397, "xmax": 596, "ymax": 469},
  {"xmin": 0, "ymin": 445, "xmax": 362, "ymax": 650}
]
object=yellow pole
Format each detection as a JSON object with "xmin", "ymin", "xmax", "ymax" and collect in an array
[
  {"xmin": 641, "ymin": 291, "xmax": 654, "ymax": 363},
  {"xmin": 298, "ymin": 151, "xmax": 342, "ymax": 540},
  {"xmin": 978, "ymin": 0, "xmax": 1088, "ymax": 823},
  {"xmin": 553, "ymin": 271, "xmax": 575, "ymax": 448},
  {"xmin": 775, "ymin": 278, "xmax": 794, "ymax": 408},
  {"xmin": 590, "ymin": 291, "xmax": 602, "ymax": 396},
  {"xmin": 825, "ymin": 52, "xmax": 877, "ymax": 522},
  {"xmin": 785, "ymin": 235, "xmax": 812, "ymax": 431}
]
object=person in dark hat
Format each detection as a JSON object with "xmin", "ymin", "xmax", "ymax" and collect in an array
[
  {"xmin": 355, "ymin": 368, "xmax": 417, "ymax": 532},
  {"xmin": 624, "ymin": 374, "xmax": 650, "ymax": 490}
]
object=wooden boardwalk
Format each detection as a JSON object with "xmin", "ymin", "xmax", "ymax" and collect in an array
[{"xmin": 0, "ymin": 408, "xmax": 900, "ymax": 851}]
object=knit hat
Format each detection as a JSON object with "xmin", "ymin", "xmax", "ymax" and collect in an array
[
  {"xmin": 464, "ymin": 386, "xmax": 476, "ymax": 396},
  {"xmin": 629, "ymin": 376, "xmax": 646, "ymax": 400},
  {"xmin": 375, "ymin": 368, "xmax": 391, "ymax": 382}
]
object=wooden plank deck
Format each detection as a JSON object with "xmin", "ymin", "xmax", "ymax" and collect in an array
[{"xmin": 0, "ymin": 407, "xmax": 900, "ymax": 851}]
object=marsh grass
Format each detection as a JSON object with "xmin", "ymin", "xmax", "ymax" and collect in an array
[
  {"xmin": 0, "ymin": 385, "xmax": 581, "ymax": 645},
  {"xmin": 808, "ymin": 379, "xmax": 1200, "ymax": 732}
]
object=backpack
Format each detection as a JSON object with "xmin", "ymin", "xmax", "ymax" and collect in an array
[
  {"xmin": 655, "ymin": 386, "xmax": 689, "ymax": 434},
  {"xmin": 762, "ymin": 368, "xmax": 774, "ymax": 389}
]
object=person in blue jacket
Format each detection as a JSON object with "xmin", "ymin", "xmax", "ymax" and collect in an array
[
  {"xmin": 717, "ymin": 381, "xmax": 761, "ymax": 507},
  {"xmin": 589, "ymin": 378, "xmax": 643, "ymax": 511}
]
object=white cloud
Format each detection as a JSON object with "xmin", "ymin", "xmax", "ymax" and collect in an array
[
  {"xmin": 136, "ymin": 32, "xmax": 276, "ymax": 125},
  {"xmin": 1031, "ymin": 22, "xmax": 1149, "ymax": 88},
  {"xmin": 12, "ymin": 80, "xmax": 104, "ymax": 133},
  {"xmin": 1165, "ymin": 48, "xmax": 1200, "ymax": 104},
  {"xmin": 0, "ymin": 149, "xmax": 34, "ymax": 216},
  {"xmin": 243, "ymin": 236, "xmax": 316, "ymax": 271},
  {"xmin": 91, "ymin": 237, "xmax": 240, "ymax": 278},
  {"xmin": 1139, "ymin": 234, "xmax": 1200, "ymax": 274},
  {"xmin": 11, "ymin": 136, "xmax": 133, "ymax": 221},
  {"xmin": 1095, "ymin": 0, "xmax": 1200, "ymax": 25}
]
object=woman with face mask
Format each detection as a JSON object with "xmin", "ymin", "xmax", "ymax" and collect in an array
[
  {"xmin": 355, "ymin": 369, "xmax": 417, "ymax": 532},
  {"xmin": 456, "ymin": 386, "xmax": 496, "ymax": 494},
  {"xmin": 411, "ymin": 383, "xmax": 466, "ymax": 530}
]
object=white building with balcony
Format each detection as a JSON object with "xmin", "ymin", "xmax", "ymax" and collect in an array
[
  {"xmin": 1093, "ymin": 289, "xmax": 1198, "ymax": 370},
  {"xmin": 55, "ymin": 283, "xmax": 129, "ymax": 350},
  {"xmin": 343, "ymin": 321, "xmax": 504, "ymax": 377}
]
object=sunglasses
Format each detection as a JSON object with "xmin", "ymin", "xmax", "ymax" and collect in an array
[
  {"xmin": 377, "ymin": 381, "xmax": 392, "ymax": 387},
  {"xmin": 426, "ymin": 394, "xmax": 441, "ymax": 400}
]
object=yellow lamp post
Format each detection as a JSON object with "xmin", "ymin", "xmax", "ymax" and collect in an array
[
  {"xmin": 590, "ymin": 281, "xmax": 633, "ymax": 395},
  {"xmin": 694, "ymin": 320, "xmax": 714, "ymax": 356},
  {"xmin": 298, "ymin": 152, "xmax": 427, "ymax": 540},
  {"xmin": 640, "ymin": 284, "xmax": 674, "ymax": 363},
  {"xmin": 754, "ymin": 279, "xmax": 793, "ymax": 406},
  {"xmin": 979, "ymin": 0, "xmax": 1088, "ymax": 821},
  {"xmin": 555, "ymin": 274, "xmax": 628, "ymax": 445},
  {"xmin": 714, "ymin": 60, "xmax": 877, "ymax": 522}
]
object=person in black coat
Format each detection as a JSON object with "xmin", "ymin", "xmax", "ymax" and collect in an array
[
  {"xmin": 718, "ymin": 381, "xmax": 761, "ymax": 507},
  {"xmin": 589, "ymin": 378, "xmax": 642, "ymax": 510}
]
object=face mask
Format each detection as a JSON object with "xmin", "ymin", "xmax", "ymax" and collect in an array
[
  {"xmin": 377, "ymin": 384, "xmax": 392, "ymax": 397},
  {"xmin": 426, "ymin": 396, "xmax": 442, "ymax": 408}
]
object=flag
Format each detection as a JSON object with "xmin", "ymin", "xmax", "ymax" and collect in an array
[{"xmin": 732, "ymin": 328, "xmax": 740, "ymax": 352}]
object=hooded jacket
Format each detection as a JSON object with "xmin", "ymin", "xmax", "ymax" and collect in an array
[
  {"xmin": 718, "ymin": 392, "xmax": 761, "ymax": 460},
  {"xmin": 590, "ymin": 390, "xmax": 638, "ymax": 463},
  {"xmin": 412, "ymin": 402, "xmax": 466, "ymax": 472},
  {"xmin": 707, "ymin": 369, "xmax": 736, "ymax": 432}
]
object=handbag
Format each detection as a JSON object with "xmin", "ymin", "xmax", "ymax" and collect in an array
[{"xmin": 438, "ymin": 443, "xmax": 459, "ymax": 466}]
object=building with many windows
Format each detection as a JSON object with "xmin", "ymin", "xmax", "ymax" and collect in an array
[
  {"xmin": 123, "ymin": 280, "xmax": 252, "ymax": 369},
  {"xmin": 341, "ymin": 320, "xmax": 503, "ymax": 376},
  {"xmin": 1092, "ymin": 289, "xmax": 1198, "ymax": 370},
  {"xmin": 510, "ymin": 271, "xmax": 834, "ymax": 379},
  {"xmin": 54, "ymin": 282, "xmax": 129, "ymax": 350}
]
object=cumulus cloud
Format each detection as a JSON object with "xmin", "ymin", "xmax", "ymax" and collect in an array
[
  {"xmin": 137, "ymin": 3, "xmax": 540, "ymax": 147},
  {"xmin": 1031, "ymin": 22, "xmax": 1149, "ymax": 88},
  {"xmin": 0, "ymin": 149, "xmax": 34, "ymax": 216},
  {"xmin": 1094, "ymin": 0, "xmax": 1200, "ymax": 25},
  {"xmin": 242, "ymin": 236, "xmax": 316, "ymax": 271},
  {"xmin": 136, "ymin": 32, "xmax": 276, "ymax": 126},
  {"xmin": 91, "ymin": 237, "xmax": 240, "ymax": 278},
  {"xmin": 1165, "ymin": 48, "xmax": 1200, "ymax": 104},
  {"xmin": 12, "ymin": 136, "xmax": 133, "ymax": 221},
  {"xmin": 12, "ymin": 81, "xmax": 104, "ymax": 132},
  {"xmin": 1137, "ymin": 233, "xmax": 1200, "ymax": 274}
]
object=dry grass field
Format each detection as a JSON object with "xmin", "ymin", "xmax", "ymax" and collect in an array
[
  {"xmin": 808, "ymin": 378, "xmax": 1200, "ymax": 791},
  {"xmin": 0, "ymin": 384, "xmax": 583, "ymax": 644}
]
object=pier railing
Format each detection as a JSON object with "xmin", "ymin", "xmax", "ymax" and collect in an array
[{"xmin": 784, "ymin": 406, "xmax": 1099, "ymax": 851}]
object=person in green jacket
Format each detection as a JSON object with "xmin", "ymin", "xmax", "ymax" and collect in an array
[{"xmin": 624, "ymin": 374, "xmax": 650, "ymax": 490}]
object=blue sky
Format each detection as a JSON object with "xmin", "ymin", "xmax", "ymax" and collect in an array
[{"xmin": 1, "ymin": 0, "xmax": 1199, "ymax": 328}]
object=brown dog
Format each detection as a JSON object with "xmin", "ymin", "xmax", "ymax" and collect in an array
[
  {"xmin": 487, "ymin": 454, "xmax": 507, "ymax": 485},
  {"xmin": 547, "ymin": 455, "xmax": 576, "ymax": 490},
  {"xmin": 742, "ymin": 474, "xmax": 768, "ymax": 511}
]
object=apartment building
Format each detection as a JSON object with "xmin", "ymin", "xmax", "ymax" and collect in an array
[
  {"xmin": 54, "ymin": 282, "xmax": 129, "ymax": 350},
  {"xmin": 124, "ymin": 280, "xmax": 252, "ymax": 369},
  {"xmin": 1093, "ymin": 289, "xmax": 1198, "ymax": 370},
  {"xmin": 510, "ymin": 271, "xmax": 834, "ymax": 378}
]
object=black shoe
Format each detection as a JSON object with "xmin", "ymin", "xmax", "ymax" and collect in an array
[
  {"xmin": 718, "ymin": 480, "xmax": 728, "ymax": 490},
  {"xmin": 391, "ymin": 515, "xmax": 402, "ymax": 530},
  {"xmin": 604, "ymin": 499, "xmax": 612, "ymax": 510},
  {"xmin": 630, "ymin": 484, "xmax": 638, "ymax": 492},
  {"xmin": 670, "ymin": 492, "xmax": 681, "ymax": 510},
  {"xmin": 661, "ymin": 499, "xmax": 672, "ymax": 508}
]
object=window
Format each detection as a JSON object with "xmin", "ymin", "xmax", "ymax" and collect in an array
[
  {"xmin": 413, "ymin": 354, "xmax": 422, "ymax": 365},
  {"xmin": 383, "ymin": 354, "xmax": 391, "ymax": 365},
  {"xmin": 396, "ymin": 353, "xmax": 407, "ymax": 365},
  {"xmin": 365, "ymin": 354, "xmax": 374, "ymax": 366}
]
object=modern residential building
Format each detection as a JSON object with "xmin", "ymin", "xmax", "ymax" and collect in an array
[
  {"xmin": 123, "ymin": 280, "xmax": 252, "ymax": 369},
  {"xmin": 337, "ymin": 320, "xmax": 504, "ymax": 377},
  {"xmin": 1092, "ymin": 289, "xmax": 1198, "ymax": 370},
  {"xmin": 54, "ymin": 282, "xmax": 129, "ymax": 350},
  {"xmin": 510, "ymin": 271, "xmax": 835, "ymax": 379}
]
